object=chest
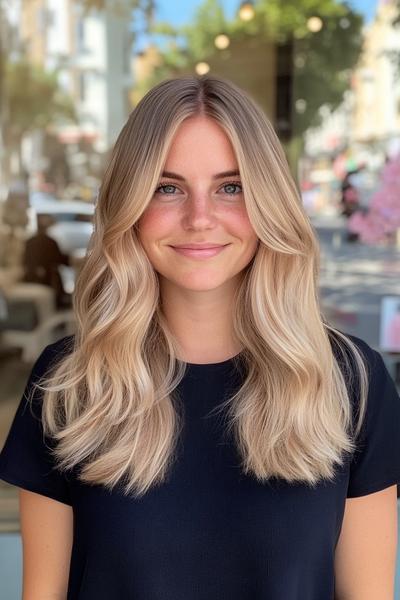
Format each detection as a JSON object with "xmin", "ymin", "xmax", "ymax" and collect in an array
[{"xmin": 70, "ymin": 440, "xmax": 349, "ymax": 570}]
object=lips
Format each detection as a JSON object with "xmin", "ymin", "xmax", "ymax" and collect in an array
[
  {"xmin": 170, "ymin": 244, "xmax": 229, "ymax": 258},
  {"xmin": 171, "ymin": 244, "xmax": 227, "ymax": 249}
]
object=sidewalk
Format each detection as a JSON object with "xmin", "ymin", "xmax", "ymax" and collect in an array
[{"xmin": 312, "ymin": 213, "xmax": 400, "ymax": 379}]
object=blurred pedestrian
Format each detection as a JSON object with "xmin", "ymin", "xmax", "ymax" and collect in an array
[
  {"xmin": 22, "ymin": 214, "xmax": 71, "ymax": 309},
  {"xmin": 340, "ymin": 169, "xmax": 361, "ymax": 242}
]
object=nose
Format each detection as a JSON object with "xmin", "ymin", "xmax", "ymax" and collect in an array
[{"xmin": 182, "ymin": 193, "xmax": 218, "ymax": 230}]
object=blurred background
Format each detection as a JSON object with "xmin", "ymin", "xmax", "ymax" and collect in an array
[{"xmin": 0, "ymin": 0, "xmax": 400, "ymax": 597}]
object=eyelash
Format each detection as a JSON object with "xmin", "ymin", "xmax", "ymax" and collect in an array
[{"xmin": 154, "ymin": 181, "xmax": 243, "ymax": 197}]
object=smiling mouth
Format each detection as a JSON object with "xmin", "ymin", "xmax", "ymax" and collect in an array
[
  {"xmin": 171, "ymin": 244, "xmax": 228, "ymax": 249},
  {"xmin": 169, "ymin": 245, "xmax": 229, "ymax": 258}
]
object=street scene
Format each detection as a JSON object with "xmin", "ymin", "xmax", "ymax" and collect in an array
[{"xmin": 0, "ymin": 0, "xmax": 400, "ymax": 598}]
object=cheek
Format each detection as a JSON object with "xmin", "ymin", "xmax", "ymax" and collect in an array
[
  {"xmin": 137, "ymin": 206, "xmax": 176, "ymax": 242},
  {"xmin": 223, "ymin": 205, "xmax": 257, "ymax": 241}
]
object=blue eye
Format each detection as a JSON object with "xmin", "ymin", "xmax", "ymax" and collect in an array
[
  {"xmin": 155, "ymin": 184, "xmax": 178, "ymax": 195},
  {"xmin": 222, "ymin": 181, "xmax": 242, "ymax": 195},
  {"xmin": 153, "ymin": 181, "xmax": 243, "ymax": 197}
]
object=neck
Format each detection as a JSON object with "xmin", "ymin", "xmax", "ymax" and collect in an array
[{"xmin": 159, "ymin": 276, "xmax": 242, "ymax": 364}]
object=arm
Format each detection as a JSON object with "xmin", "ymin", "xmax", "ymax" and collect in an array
[
  {"xmin": 19, "ymin": 489, "xmax": 73, "ymax": 600},
  {"xmin": 334, "ymin": 484, "xmax": 398, "ymax": 600}
]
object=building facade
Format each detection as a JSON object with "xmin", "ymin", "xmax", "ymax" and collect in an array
[{"xmin": 19, "ymin": 0, "xmax": 134, "ymax": 154}]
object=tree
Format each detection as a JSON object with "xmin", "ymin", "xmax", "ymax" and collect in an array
[
  {"xmin": 0, "ymin": 0, "xmax": 155, "ymax": 183},
  {"xmin": 139, "ymin": 0, "xmax": 364, "ymax": 171},
  {"xmin": 2, "ymin": 59, "xmax": 77, "ymax": 181}
]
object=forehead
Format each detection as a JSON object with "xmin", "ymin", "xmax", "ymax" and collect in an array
[{"xmin": 164, "ymin": 116, "xmax": 238, "ymax": 173}]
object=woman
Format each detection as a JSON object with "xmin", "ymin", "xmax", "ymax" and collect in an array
[{"xmin": 0, "ymin": 75, "xmax": 399, "ymax": 600}]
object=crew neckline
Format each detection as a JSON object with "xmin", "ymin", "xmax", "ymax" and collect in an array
[{"xmin": 184, "ymin": 350, "xmax": 244, "ymax": 369}]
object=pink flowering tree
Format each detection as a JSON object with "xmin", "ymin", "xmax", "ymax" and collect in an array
[{"xmin": 348, "ymin": 153, "xmax": 400, "ymax": 244}]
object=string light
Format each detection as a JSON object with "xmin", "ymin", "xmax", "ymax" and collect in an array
[
  {"xmin": 195, "ymin": 62, "xmax": 210, "ymax": 75},
  {"xmin": 215, "ymin": 34, "xmax": 230, "ymax": 49},
  {"xmin": 307, "ymin": 16, "xmax": 323, "ymax": 32},
  {"xmin": 238, "ymin": 2, "xmax": 255, "ymax": 21}
]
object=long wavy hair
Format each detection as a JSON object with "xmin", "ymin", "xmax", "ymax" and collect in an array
[{"xmin": 32, "ymin": 75, "xmax": 369, "ymax": 498}]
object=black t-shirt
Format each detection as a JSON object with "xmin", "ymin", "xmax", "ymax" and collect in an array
[{"xmin": 1, "ymin": 333, "xmax": 400, "ymax": 599}]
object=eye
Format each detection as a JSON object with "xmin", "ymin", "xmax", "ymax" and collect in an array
[
  {"xmin": 220, "ymin": 181, "xmax": 242, "ymax": 196},
  {"xmin": 154, "ymin": 183, "xmax": 180, "ymax": 195},
  {"xmin": 153, "ymin": 181, "xmax": 243, "ymax": 198}
]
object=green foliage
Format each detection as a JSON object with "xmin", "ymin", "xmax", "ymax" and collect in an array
[
  {"xmin": 180, "ymin": 0, "xmax": 228, "ymax": 58},
  {"xmin": 5, "ymin": 60, "xmax": 76, "ymax": 142},
  {"xmin": 292, "ymin": 7, "xmax": 363, "ymax": 133},
  {"xmin": 256, "ymin": 0, "xmax": 355, "ymax": 38},
  {"xmin": 144, "ymin": 0, "xmax": 364, "ymax": 138}
]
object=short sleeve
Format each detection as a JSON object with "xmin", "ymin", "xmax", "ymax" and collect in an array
[
  {"xmin": 0, "ymin": 336, "xmax": 74, "ymax": 505},
  {"xmin": 347, "ymin": 338, "xmax": 400, "ymax": 498}
]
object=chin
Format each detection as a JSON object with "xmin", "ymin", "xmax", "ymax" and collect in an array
[{"xmin": 175, "ymin": 277, "xmax": 232, "ymax": 291}]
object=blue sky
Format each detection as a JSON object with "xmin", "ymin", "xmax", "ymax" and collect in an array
[
  {"xmin": 135, "ymin": 0, "xmax": 379, "ymax": 52},
  {"xmin": 154, "ymin": 0, "xmax": 378, "ymax": 27}
]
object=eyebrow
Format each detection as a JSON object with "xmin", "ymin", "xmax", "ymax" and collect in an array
[{"xmin": 160, "ymin": 169, "xmax": 241, "ymax": 181}]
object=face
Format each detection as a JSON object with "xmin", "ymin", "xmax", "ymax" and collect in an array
[{"xmin": 137, "ymin": 115, "xmax": 259, "ymax": 295}]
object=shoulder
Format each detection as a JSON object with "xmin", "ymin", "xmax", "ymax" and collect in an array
[
  {"xmin": 327, "ymin": 328, "xmax": 378, "ymax": 375},
  {"xmin": 329, "ymin": 329, "xmax": 400, "ymax": 432},
  {"xmin": 31, "ymin": 335, "xmax": 75, "ymax": 381},
  {"xmin": 46, "ymin": 334, "xmax": 75, "ymax": 354},
  {"xmin": 326, "ymin": 329, "xmax": 390, "ymax": 417},
  {"xmin": 340, "ymin": 336, "xmax": 400, "ymax": 497}
]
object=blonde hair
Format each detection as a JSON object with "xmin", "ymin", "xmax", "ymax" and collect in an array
[{"xmin": 33, "ymin": 75, "xmax": 369, "ymax": 498}]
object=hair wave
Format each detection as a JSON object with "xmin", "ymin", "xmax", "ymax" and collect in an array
[{"xmin": 32, "ymin": 75, "xmax": 369, "ymax": 498}]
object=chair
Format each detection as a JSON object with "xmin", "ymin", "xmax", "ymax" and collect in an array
[{"xmin": 0, "ymin": 283, "xmax": 75, "ymax": 362}]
